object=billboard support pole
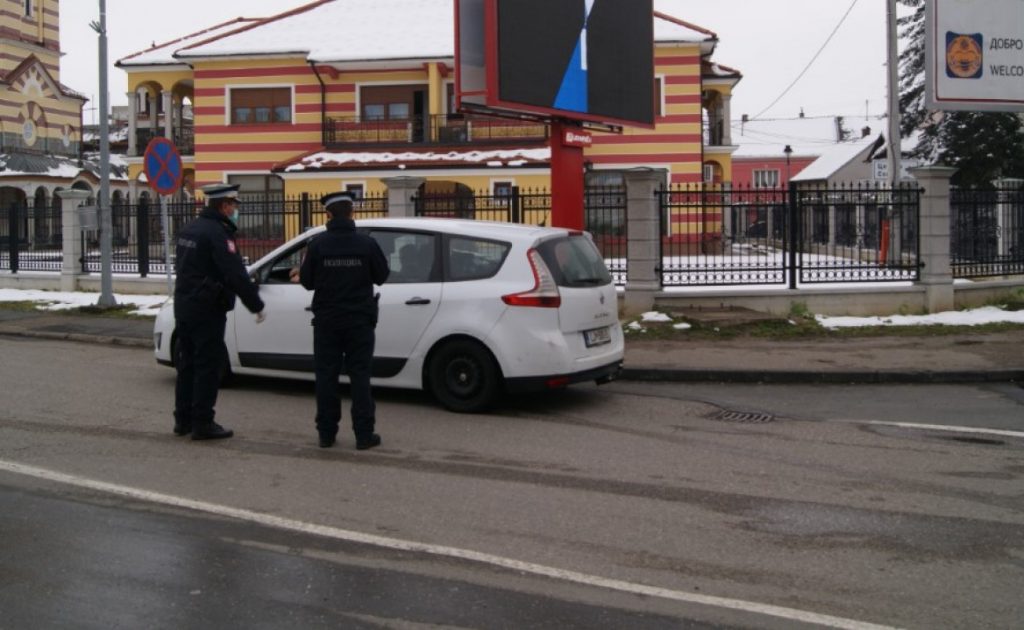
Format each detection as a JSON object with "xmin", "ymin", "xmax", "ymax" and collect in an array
[{"xmin": 549, "ymin": 119, "xmax": 585, "ymax": 230}]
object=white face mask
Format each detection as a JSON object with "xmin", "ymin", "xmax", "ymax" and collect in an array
[{"xmin": 230, "ymin": 208, "xmax": 240, "ymax": 225}]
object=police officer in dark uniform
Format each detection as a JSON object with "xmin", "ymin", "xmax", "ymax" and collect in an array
[
  {"xmin": 173, "ymin": 183, "xmax": 265, "ymax": 440},
  {"xmin": 299, "ymin": 192, "xmax": 389, "ymax": 450}
]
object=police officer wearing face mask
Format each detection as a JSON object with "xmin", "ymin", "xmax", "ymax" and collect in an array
[
  {"xmin": 299, "ymin": 192, "xmax": 389, "ymax": 450},
  {"xmin": 173, "ymin": 183, "xmax": 266, "ymax": 440}
]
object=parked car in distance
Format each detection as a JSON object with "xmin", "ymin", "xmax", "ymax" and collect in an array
[{"xmin": 154, "ymin": 218, "xmax": 624, "ymax": 412}]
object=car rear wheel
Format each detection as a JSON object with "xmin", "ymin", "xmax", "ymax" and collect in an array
[{"xmin": 427, "ymin": 339, "xmax": 500, "ymax": 413}]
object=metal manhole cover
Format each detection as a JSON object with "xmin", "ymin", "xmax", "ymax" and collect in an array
[{"xmin": 712, "ymin": 410, "xmax": 774, "ymax": 424}]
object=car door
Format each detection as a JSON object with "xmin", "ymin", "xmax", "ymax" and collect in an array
[
  {"xmin": 367, "ymin": 228, "xmax": 442, "ymax": 377},
  {"xmin": 232, "ymin": 238, "xmax": 316, "ymax": 373}
]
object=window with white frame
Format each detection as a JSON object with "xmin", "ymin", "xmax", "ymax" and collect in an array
[
  {"xmin": 703, "ymin": 164, "xmax": 715, "ymax": 183},
  {"xmin": 753, "ymin": 169, "xmax": 780, "ymax": 188},
  {"xmin": 24, "ymin": 1, "xmax": 32, "ymax": 17},
  {"xmin": 344, "ymin": 183, "xmax": 365, "ymax": 199}
]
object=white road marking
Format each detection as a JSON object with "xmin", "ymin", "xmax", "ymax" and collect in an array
[
  {"xmin": 0, "ymin": 459, "xmax": 900, "ymax": 630},
  {"xmin": 862, "ymin": 421, "xmax": 1024, "ymax": 439}
]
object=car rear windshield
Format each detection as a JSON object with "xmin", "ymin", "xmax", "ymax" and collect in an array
[{"xmin": 537, "ymin": 234, "xmax": 612, "ymax": 288}]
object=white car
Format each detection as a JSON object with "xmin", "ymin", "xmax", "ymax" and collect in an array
[{"xmin": 154, "ymin": 218, "xmax": 624, "ymax": 412}]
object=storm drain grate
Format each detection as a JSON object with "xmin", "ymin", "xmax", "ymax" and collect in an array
[{"xmin": 711, "ymin": 410, "xmax": 775, "ymax": 424}]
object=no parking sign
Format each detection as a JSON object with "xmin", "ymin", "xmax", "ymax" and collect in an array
[
  {"xmin": 142, "ymin": 137, "xmax": 182, "ymax": 294},
  {"xmin": 143, "ymin": 137, "xmax": 183, "ymax": 196}
]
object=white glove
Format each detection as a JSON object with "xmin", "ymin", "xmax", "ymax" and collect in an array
[{"xmin": 255, "ymin": 310, "xmax": 266, "ymax": 324}]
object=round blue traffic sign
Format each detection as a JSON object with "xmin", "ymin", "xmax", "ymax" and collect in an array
[{"xmin": 143, "ymin": 137, "xmax": 183, "ymax": 196}]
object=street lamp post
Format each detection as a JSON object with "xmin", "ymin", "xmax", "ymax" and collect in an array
[
  {"xmin": 91, "ymin": 0, "xmax": 115, "ymax": 307},
  {"xmin": 783, "ymin": 144, "xmax": 793, "ymax": 183}
]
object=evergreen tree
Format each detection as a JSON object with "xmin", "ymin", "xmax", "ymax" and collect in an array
[{"xmin": 897, "ymin": 0, "xmax": 1024, "ymax": 186}]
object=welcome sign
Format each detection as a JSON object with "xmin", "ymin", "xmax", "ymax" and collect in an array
[{"xmin": 925, "ymin": 0, "xmax": 1024, "ymax": 112}]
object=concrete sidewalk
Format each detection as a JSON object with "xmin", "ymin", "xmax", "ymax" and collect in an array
[{"xmin": 1, "ymin": 309, "xmax": 1022, "ymax": 384}]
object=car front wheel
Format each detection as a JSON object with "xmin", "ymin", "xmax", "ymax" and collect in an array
[{"xmin": 427, "ymin": 339, "xmax": 500, "ymax": 413}]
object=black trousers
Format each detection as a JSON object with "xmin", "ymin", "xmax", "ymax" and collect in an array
[
  {"xmin": 313, "ymin": 320, "xmax": 375, "ymax": 440},
  {"xmin": 174, "ymin": 316, "xmax": 227, "ymax": 428}
]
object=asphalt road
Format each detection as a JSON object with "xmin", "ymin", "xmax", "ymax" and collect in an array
[{"xmin": 1, "ymin": 337, "xmax": 1022, "ymax": 629}]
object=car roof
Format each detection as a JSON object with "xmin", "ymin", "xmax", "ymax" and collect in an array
[{"xmin": 356, "ymin": 217, "xmax": 573, "ymax": 241}]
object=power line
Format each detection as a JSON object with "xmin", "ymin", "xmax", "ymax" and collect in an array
[{"xmin": 750, "ymin": 0, "xmax": 862, "ymax": 121}]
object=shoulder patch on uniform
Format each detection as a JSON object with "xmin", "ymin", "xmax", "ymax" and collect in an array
[{"xmin": 227, "ymin": 240, "xmax": 237, "ymax": 254}]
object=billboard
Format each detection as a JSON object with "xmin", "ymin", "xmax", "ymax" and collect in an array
[
  {"xmin": 456, "ymin": 0, "xmax": 655, "ymax": 127},
  {"xmin": 925, "ymin": 0, "xmax": 1024, "ymax": 112}
]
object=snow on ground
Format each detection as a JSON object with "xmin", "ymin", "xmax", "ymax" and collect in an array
[
  {"xmin": 0, "ymin": 289, "xmax": 168, "ymax": 317},
  {"xmin": 624, "ymin": 304, "xmax": 1024, "ymax": 332},
  {"xmin": 815, "ymin": 306, "xmax": 1024, "ymax": 329}
]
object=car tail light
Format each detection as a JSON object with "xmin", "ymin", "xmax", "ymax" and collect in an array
[{"xmin": 501, "ymin": 248, "xmax": 561, "ymax": 308}]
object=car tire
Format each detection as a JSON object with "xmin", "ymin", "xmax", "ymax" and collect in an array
[{"xmin": 427, "ymin": 339, "xmax": 500, "ymax": 413}]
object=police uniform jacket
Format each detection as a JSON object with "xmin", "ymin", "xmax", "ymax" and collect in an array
[
  {"xmin": 299, "ymin": 216, "xmax": 389, "ymax": 325},
  {"xmin": 174, "ymin": 206, "xmax": 265, "ymax": 322}
]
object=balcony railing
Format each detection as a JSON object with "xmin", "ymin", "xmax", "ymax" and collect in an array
[
  {"xmin": 324, "ymin": 113, "xmax": 549, "ymax": 148},
  {"xmin": 135, "ymin": 126, "xmax": 194, "ymax": 156}
]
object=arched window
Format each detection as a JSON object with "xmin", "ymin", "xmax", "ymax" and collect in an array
[{"xmin": 24, "ymin": 1, "xmax": 32, "ymax": 18}]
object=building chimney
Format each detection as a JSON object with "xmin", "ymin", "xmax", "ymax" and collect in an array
[
  {"xmin": 799, "ymin": 108, "xmax": 805, "ymax": 119},
  {"xmin": 861, "ymin": 126, "xmax": 871, "ymax": 138}
]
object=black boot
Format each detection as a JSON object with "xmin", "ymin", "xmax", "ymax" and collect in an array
[
  {"xmin": 355, "ymin": 433, "xmax": 381, "ymax": 450},
  {"xmin": 192, "ymin": 422, "xmax": 234, "ymax": 441}
]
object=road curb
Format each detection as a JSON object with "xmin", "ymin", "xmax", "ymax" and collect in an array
[
  {"xmin": 0, "ymin": 330, "xmax": 152, "ymax": 349},
  {"xmin": 4, "ymin": 328, "xmax": 1022, "ymax": 385}
]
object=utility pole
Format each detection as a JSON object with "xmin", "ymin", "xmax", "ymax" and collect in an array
[
  {"xmin": 886, "ymin": 0, "xmax": 902, "ymax": 186},
  {"xmin": 91, "ymin": 0, "xmax": 116, "ymax": 306}
]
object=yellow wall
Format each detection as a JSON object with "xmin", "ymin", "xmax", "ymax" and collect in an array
[{"xmin": 0, "ymin": 0, "xmax": 59, "ymax": 78}]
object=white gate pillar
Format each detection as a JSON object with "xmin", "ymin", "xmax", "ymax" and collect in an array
[
  {"xmin": 58, "ymin": 190, "xmax": 92, "ymax": 291},
  {"xmin": 910, "ymin": 165, "xmax": 957, "ymax": 313},
  {"xmin": 623, "ymin": 168, "xmax": 667, "ymax": 316}
]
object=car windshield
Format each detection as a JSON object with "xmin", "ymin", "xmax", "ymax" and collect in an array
[{"xmin": 537, "ymin": 234, "xmax": 612, "ymax": 288}]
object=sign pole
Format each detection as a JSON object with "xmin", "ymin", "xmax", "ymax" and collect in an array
[
  {"xmin": 142, "ymin": 136, "xmax": 184, "ymax": 296},
  {"xmin": 160, "ymin": 195, "xmax": 173, "ymax": 295},
  {"xmin": 549, "ymin": 120, "xmax": 588, "ymax": 231},
  {"xmin": 886, "ymin": 0, "xmax": 901, "ymax": 186}
]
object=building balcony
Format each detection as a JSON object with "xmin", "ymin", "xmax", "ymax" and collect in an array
[
  {"xmin": 324, "ymin": 113, "xmax": 549, "ymax": 148},
  {"xmin": 134, "ymin": 125, "xmax": 194, "ymax": 157}
]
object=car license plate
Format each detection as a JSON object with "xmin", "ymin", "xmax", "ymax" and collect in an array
[{"xmin": 584, "ymin": 326, "xmax": 611, "ymax": 347}]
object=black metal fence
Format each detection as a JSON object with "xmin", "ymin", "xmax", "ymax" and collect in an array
[
  {"xmin": 8, "ymin": 182, "xmax": 1022, "ymax": 290},
  {"xmin": 951, "ymin": 183, "xmax": 1024, "ymax": 278},
  {"xmin": 0, "ymin": 193, "xmax": 387, "ymax": 276},
  {"xmin": 0, "ymin": 199, "xmax": 63, "ymax": 273},
  {"xmin": 412, "ymin": 186, "xmax": 627, "ymax": 284},
  {"xmin": 657, "ymin": 182, "xmax": 922, "ymax": 287}
]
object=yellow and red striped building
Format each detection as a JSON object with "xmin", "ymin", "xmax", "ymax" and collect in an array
[{"xmin": 117, "ymin": 0, "xmax": 740, "ymax": 236}]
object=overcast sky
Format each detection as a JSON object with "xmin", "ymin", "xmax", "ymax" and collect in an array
[{"xmin": 59, "ymin": 0, "xmax": 899, "ymax": 126}]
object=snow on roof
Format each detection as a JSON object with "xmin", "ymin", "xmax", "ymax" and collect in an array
[
  {"xmin": 118, "ymin": 18, "xmax": 262, "ymax": 66},
  {"xmin": 172, "ymin": 0, "xmax": 714, "ymax": 63},
  {"xmin": 283, "ymin": 147, "xmax": 551, "ymax": 172},
  {"xmin": 733, "ymin": 115, "xmax": 884, "ymax": 159},
  {"xmin": 790, "ymin": 135, "xmax": 880, "ymax": 182}
]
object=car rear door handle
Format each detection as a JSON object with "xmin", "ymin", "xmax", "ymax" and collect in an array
[{"xmin": 405, "ymin": 298, "xmax": 431, "ymax": 305}]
